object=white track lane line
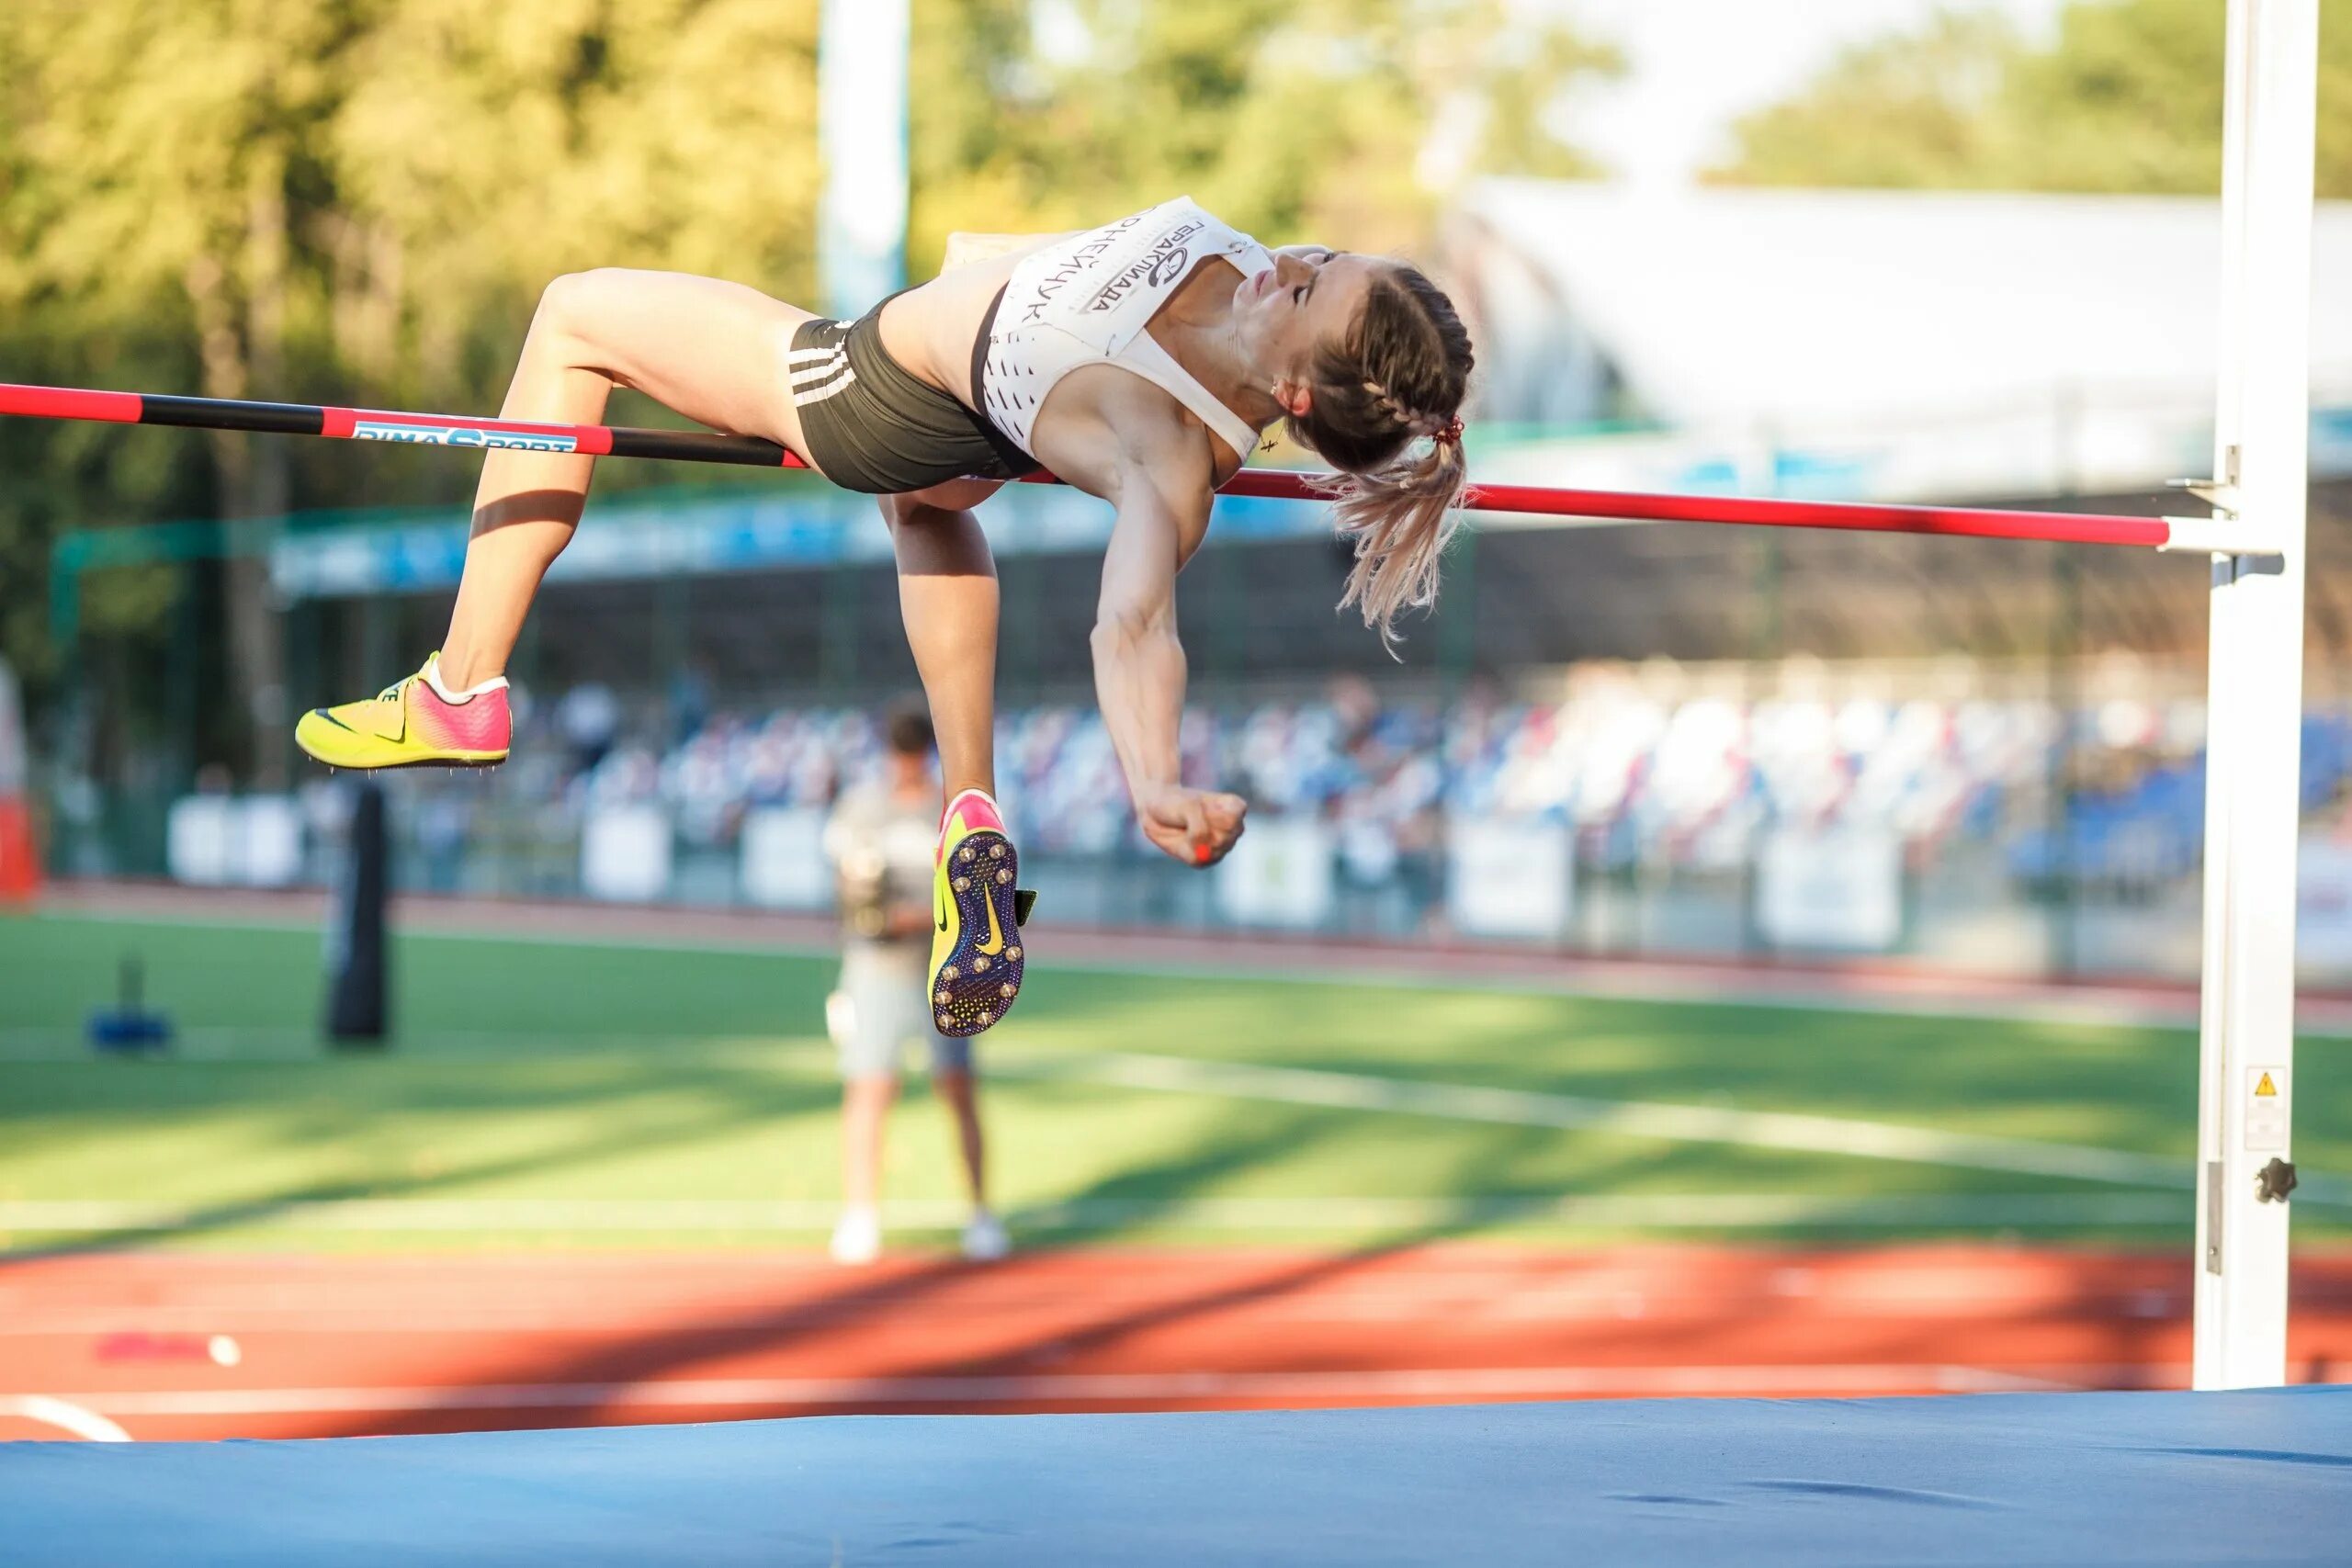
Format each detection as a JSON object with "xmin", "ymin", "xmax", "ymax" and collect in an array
[
  {"xmin": 0, "ymin": 1250, "xmax": 2211, "ymax": 1337},
  {"xmin": 0, "ymin": 1191, "xmax": 2199, "ymax": 1237},
  {"xmin": 1002, "ymin": 1051, "xmax": 2215, "ymax": 1190},
  {"xmin": 0, "ymin": 1394, "xmax": 133, "ymax": 1441},
  {"xmin": 6, "ymin": 1040, "xmax": 2341, "ymax": 1229},
  {"xmin": 1040, "ymin": 1052, "xmax": 2352, "ymax": 1203}
]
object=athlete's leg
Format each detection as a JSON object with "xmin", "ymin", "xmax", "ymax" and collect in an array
[
  {"xmin": 896, "ymin": 478, "xmax": 1029, "ymax": 1041},
  {"xmin": 831, "ymin": 1072, "xmax": 897, "ymax": 1266},
  {"xmin": 439, "ymin": 269, "xmax": 824, "ymax": 688},
  {"xmin": 880, "ymin": 479, "xmax": 1002, "ymax": 800},
  {"xmin": 931, "ymin": 1066, "xmax": 989, "ymax": 1207},
  {"xmin": 839, "ymin": 1073, "xmax": 898, "ymax": 1214},
  {"xmin": 933, "ymin": 1063, "xmax": 1008, "ymax": 1259}
]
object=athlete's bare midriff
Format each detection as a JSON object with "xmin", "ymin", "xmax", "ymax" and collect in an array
[
  {"xmin": 876, "ymin": 243, "xmax": 1256, "ymax": 480},
  {"xmin": 874, "ymin": 248, "xmax": 1029, "ymax": 408}
]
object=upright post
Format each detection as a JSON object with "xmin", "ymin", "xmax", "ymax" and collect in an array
[
  {"xmin": 817, "ymin": 0, "xmax": 910, "ymax": 319},
  {"xmin": 2192, "ymin": 0, "xmax": 2319, "ymax": 1390}
]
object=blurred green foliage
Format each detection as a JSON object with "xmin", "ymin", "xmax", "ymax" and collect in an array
[
  {"xmin": 14, "ymin": 0, "xmax": 2335, "ymax": 764},
  {"xmin": 1714, "ymin": 0, "xmax": 2352, "ymax": 197},
  {"xmin": 906, "ymin": 0, "xmax": 1616, "ymax": 267},
  {"xmin": 1, "ymin": 0, "xmax": 1608, "ymax": 753}
]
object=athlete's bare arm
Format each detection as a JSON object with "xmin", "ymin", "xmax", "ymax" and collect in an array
[{"xmin": 1037, "ymin": 370, "xmax": 1248, "ymax": 867}]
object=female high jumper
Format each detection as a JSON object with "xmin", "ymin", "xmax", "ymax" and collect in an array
[{"xmin": 295, "ymin": 196, "xmax": 1476, "ymax": 1036}]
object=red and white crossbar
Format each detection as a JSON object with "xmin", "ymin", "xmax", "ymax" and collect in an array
[{"xmin": 0, "ymin": 380, "xmax": 2264, "ymax": 555}]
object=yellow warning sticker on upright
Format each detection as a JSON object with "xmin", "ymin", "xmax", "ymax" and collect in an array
[{"xmin": 2246, "ymin": 1066, "xmax": 2290, "ymax": 1152}]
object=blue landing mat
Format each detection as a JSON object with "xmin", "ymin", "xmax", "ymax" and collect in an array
[{"xmin": 4, "ymin": 1389, "xmax": 2349, "ymax": 1566}]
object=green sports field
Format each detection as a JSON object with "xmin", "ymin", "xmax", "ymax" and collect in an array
[{"xmin": 2, "ymin": 908, "xmax": 2345, "ymax": 1250}]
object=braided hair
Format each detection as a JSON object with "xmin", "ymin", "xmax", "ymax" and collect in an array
[{"xmin": 1282, "ymin": 264, "xmax": 1474, "ymax": 649}]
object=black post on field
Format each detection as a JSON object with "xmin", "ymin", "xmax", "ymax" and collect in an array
[
  {"xmin": 324, "ymin": 776, "xmax": 390, "ymax": 1048},
  {"xmin": 2046, "ymin": 541, "xmax": 2082, "ymax": 979},
  {"xmin": 1739, "ymin": 526, "xmax": 1784, "ymax": 959}
]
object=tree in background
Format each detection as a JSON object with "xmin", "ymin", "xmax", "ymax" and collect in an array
[
  {"xmin": 1, "ymin": 0, "xmax": 823, "ymax": 775},
  {"xmin": 908, "ymin": 0, "xmax": 1616, "ymax": 269},
  {"xmin": 1713, "ymin": 0, "xmax": 2352, "ymax": 197},
  {"xmin": 3, "ymin": 0, "xmax": 1611, "ymax": 777}
]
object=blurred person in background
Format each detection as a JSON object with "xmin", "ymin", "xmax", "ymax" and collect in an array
[
  {"xmin": 822, "ymin": 705, "xmax": 1007, "ymax": 1266},
  {"xmin": 555, "ymin": 681, "xmax": 619, "ymax": 774},
  {"xmin": 667, "ymin": 662, "xmax": 712, "ymax": 750},
  {"xmin": 292, "ymin": 195, "xmax": 1476, "ymax": 1041}
]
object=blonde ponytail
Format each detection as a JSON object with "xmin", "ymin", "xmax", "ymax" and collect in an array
[
  {"xmin": 1319, "ymin": 434, "xmax": 1471, "ymax": 650},
  {"xmin": 1282, "ymin": 263, "xmax": 1476, "ymax": 650}
]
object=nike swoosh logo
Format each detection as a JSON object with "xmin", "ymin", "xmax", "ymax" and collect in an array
[
  {"xmin": 935, "ymin": 875, "xmax": 952, "ymax": 934},
  {"xmin": 976, "ymin": 878, "xmax": 1005, "ymax": 955},
  {"xmin": 360, "ymin": 694, "xmax": 409, "ymax": 744}
]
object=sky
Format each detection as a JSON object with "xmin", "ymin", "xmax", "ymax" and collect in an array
[{"xmin": 1554, "ymin": 0, "xmax": 2073, "ymax": 186}]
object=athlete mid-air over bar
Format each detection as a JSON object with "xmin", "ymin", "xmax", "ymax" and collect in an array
[
  {"xmin": 289, "ymin": 197, "xmax": 1477, "ymax": 1036},
  {"xmin": 0, "ymin": 205, "xmax": 2218, "ymax": 1046}
]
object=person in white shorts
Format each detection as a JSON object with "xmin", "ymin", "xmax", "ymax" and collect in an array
[{"xmin": 824, "ymin": 705, "xmax": 1008, "ymax": 1265}]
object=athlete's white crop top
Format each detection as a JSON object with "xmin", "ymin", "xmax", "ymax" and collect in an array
[{"xmin": 976, "ymin": 197, "xmax": 1274, "ymax": 467}]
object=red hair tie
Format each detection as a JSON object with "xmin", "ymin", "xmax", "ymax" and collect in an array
[{"xmin": 1434, "ymin": 415, "xmax": 1464, "ymax": 447}]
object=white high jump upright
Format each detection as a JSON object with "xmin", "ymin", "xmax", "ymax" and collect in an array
[{"xmin": 2193, "ymin": 0, "xmax": 2321, "ymax": 1390}]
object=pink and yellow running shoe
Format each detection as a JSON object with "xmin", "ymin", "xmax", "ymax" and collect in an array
[
  {"xmin": 295, "ymin": 653, "xmax": 511, "ymax": 771},
  {"xmin": 928, "ymin": 788, "xmax": 1035, "ymax": 1038}
]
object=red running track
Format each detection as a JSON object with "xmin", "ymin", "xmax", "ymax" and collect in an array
[{"xmin": 2, "ymin": 1245, "xmax": 2346, "ymax": 1441}]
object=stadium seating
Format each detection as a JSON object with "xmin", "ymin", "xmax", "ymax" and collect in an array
[{"xmin": 432, "ymin": 683, "xmax": 2352, "ymax": 900}]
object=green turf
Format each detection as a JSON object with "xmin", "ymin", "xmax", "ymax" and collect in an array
[{"xmin": 1, "ymin": 908, "xmax": 2343, "ymax": 1251}]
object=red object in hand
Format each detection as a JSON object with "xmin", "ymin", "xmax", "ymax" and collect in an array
[{"xmin": 1193, "ymin": 843, "xmax": 1212, "ymax": 865}]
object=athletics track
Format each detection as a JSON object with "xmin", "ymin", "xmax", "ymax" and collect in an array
[
  {"xmin": 5, "ymin": 1248, "xmax": 2350, "ymax": 1562},
  {"xmin": 7, "ymin": 883, "xmax": 2350, "ymax": 1561},
  {"xmin": 1, "ymin": 1247, "xmax": 2347, "ymax": 1443}
]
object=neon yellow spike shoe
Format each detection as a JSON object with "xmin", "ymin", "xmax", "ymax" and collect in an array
[
  {"xmin": 295, "ymin": 653, "xmax": 512, "ymax": 771},
  {"xmin": 929, "ymin": 788, "xmax": 1035, "ymax": 1039}
]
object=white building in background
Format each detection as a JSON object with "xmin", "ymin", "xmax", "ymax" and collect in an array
[{"xmin": 1440, "ymin": 183, "xmax": 2352, "ymax": 502}]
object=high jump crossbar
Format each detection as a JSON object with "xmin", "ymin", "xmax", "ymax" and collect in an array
[{"xmin": 0, "ymin": 381, "xmax": 2265, "ymax": 556}]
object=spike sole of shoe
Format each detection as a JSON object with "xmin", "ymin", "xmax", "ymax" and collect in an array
[
  {"xmin": 294, "ymin": 735, "xmax": 507, "ymax": 772},
  {"xmin": 932, "ymin": 829, "xmax": 1024, "ymax": 1039},
  {"xmin": 295, "ymin": 712, "xmax": 508, "ymax": 773},
  {"xmin": 311, "ymin": 752, "xmax": 506, "ymax": 772}
]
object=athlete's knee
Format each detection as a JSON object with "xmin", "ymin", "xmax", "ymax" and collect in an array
[
  {"xmin": 877, "ymin": 491, "xmax": 962, "ymax": 533},
  {"xmin": 535, "ymin": 271, "xmax": 591, "ymax": 328},
  {"xmin": 534, "ymin": 269, "xmax": 637, "ymax": 343},
  {"xmin": 880, "ymin": 480, "xmax": 1000, "ymax": 530}
]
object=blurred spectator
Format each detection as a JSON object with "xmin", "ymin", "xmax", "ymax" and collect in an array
[
  {"xmin": 504, "ymin": 673, "xmax": 2352, "ymax": 915},
  {"xmin": 669, "ymin": 662, "xmax": 712, "ymax": 749},
  {"xmin": 414, "ymin": 793, "xmax": 472, "ymax": 893},
  {"xmin": 556, "ymin": 682, "xmax": 620, "ymax": 773},
  {"xmin": 820, "ymin": 704, "xmax": 1005, "ymax": 1266}
]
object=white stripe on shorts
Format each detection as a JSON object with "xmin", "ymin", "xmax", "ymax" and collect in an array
[
  {"xmin": 790, "ymin": 352, "xmax": 848, "ymax": 388},
  {"xmin": 790, "ymin": 366, "xmax": 853, "ymax": 403},
  {"xmin": 794, "ymin": 368, "xmax": 858, "ymax": 406}
]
